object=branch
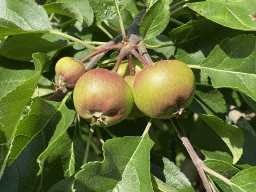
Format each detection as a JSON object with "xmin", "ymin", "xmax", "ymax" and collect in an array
[
  {"xmin": 130, "ymin": 46, "xmax": 149, "ymax": 66},
  {"xmin": 171, "ymin": 117, "xmax": 212, "ymax": 192},
  {"xmin": 82, "ymin": 7, "xmax": 148, "ymax": 71},
  {"xmin": 81, "ymin": 44, "xmax": 122, "ymax": 64}
]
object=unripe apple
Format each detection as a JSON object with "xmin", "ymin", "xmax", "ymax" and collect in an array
[
  {"xmin": 115, "ymin": 59, "xmax": 145, "ymax": 77},
  {"xmin": 73, "ymin": 68, "xmax": 134, "ymax": 127},
  {"xmin": 55, "ymin": 57, "xmax": 86, "ymax": 89},
  {"xmin": 124, "ymin": 75, "xmax": 145, "ymax": 119},
  {"xmin": 133, "ymin": 60, "xmax": 195, "ymax": 118}
]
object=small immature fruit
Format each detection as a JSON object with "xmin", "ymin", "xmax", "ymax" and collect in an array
[
  {"xmin": 55, "ymin": 57, "xmax": 86, "ymax": 89},
  {"xmin": 124, "ymin": 75, "xmax": 145, "ymax": 119},
  {"xmin": 73, "ymin": 68, "xmax": 134, "ymax": 127},
  {"xmin": 133, "ymin": 60, "xmax": 195, "ymax": 118},
  {"xmin": 115, "ymin": 59, "xmax": 144, "ymax": 77}
]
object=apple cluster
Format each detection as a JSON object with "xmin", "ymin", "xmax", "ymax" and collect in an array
[{"xmin": 55, "ymin": 57, "xmax": 195, "ymax": 127}]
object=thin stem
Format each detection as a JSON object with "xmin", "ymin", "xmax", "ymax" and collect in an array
[
  {"xmin": 169, "ymin": 0, "xmax": 188, "ymax": 11},
  {"xmin": 98, "ymin": 23, "xmax": 114, "ymax": 39},
  {"xmin": 81, "ymin": 44, "xmax": 122, "ymax": 64},
  {"xmin": 129, "ymin": 46, "xmax": 149, "ymax": 66},
  {"xmin": 82, "ymin": 133, "xmax": 102, "ymax": 156},
  {"xmin": 114, "ymin": 48, "xmax": 128, "ymax": 72},
  {"xmin": 88, "ymin": 41, "xmax": 107, "ymax": 45},
  {"xmin": 49, "ymin": 30, "xmax": 97, "ymax": 50},
  {"xmin": 103, "ymin": 20, "xmax": 121, "ymax": 33},
  {"xmin": 115, "ymin": 0, "xmax": 127, "ymax": 40},
  {"xmin": 83, "ymin": 126, "xmax": 95, "ymax": 164},
  {"xmin": 145, "ymin": 43, "xmax": 175, "ymax": 48},
  {"xmin": 128, "ymin": 53, "xmax": 135, "ymax": 75},
  {"xmin": 61, "ymin": 90, "xmax": 72, "ymax": 104},
  {"xmin": 142, "ymin": 118, "xmax": 153, "ymax": 137},
  {"xmin": 103, "ymin": 127, "xmax": 116, "ymax": 138},
  {"xmin": 95, "ymin": 127, "xmax": 105, "ymax": 145},
  {"xmin": 170, "ymin": 5, "xmax": 187, "ymax": 16},
  {"xmin": 202, "ymin": 165, "xmax": 233, "ymax": 186},
  {"xmin": 49, "ymin": 13, "xmax": 54, "ymax": 21},
  {"xmin": 171, "ymin": 117, "xmax": 212, "ymax": 192},
  {"xmin": 83, "ymin": 33, "xmax": 123, "ymax": 70},
  {"xmin": 59, "ymin": 19, "xmax": 76, "ymax": 29},
  {"xmin": 169, "ymin": 17, "xmax": 185, "ymax": 26}
]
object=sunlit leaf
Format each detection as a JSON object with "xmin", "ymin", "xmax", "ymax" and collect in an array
[
  {"xmin": 187, "ymin": 0, "xmax": 256, "ymax": 31},
  {"xmin": 73, "ymin": 135, "xmax": 154, "ymax": 191},
  {"xmin": 0, "ymin": 53, "xmax": 47, "ymax": 140},
  {"xmin": 0, "ymin": 0, "xmax": 51, "ymax": 38},
  {"xmin": 200, "ymin": 34, "xmax": 256, "ymax": 101},
  {"xmin": 140, "ymin": 1, "xmax": 170, "ymax": 40},
  {"xmin": 199, "ymin": 115, "xmax": 243, "ymax": 164}
]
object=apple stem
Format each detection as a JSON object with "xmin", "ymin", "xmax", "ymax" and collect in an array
[
  {"xmin": 142, "ymin": 118, "xmax": 153, "ymax": 138},
  {"xmin": 128, "ymin": 53, "xmax": 135, "ymax": 76},
  {"xmin": 45, "ymin": 86, "xmax": 69, "ymax": 102},
  {"xmin": 129, "ymin": 46, "xmax": 149, "ymax": 66},
  {"xmin": 81, "ymin": 44, "xmax": 122, "ymax": 64},
  {"xmin": 80, "ymin": 7, "xmax": 148, "ymax": 71},
  {"xmin": 83, "ymin": 126, "xmax": 95, "ymax": 164},
  {"xmin": 113, "ymin": 48, "xmax": 128, "ymax": 72},
  {"xmin": 171, "ymin": 117, "xmax": 212, "ymax": 192},
  {"xmin": 138, "ymin": 43, "xmax": 154, "ymax": 65},
  {"xmin": 95, "ymin": 127, "xmax": 105, "ymax": 145},
  {"xmin": 84, "ymin": 34, "xmax": 123, "ymax": 70}
]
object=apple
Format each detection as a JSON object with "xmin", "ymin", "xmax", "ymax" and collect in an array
[
  {"xmin": 55, "ymin": 57, "xmax": 86, "ymax": 89},
  {"xmin": 133, "ymin": 60, "xmax": 195, "ymax": 118},
  {"xmin": 73, "ymin": 68, "xmax": 134, "ymax": 127}
]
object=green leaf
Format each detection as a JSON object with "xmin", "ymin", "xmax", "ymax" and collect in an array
[
  {"xmin": 0, "ymin": 123, "xmax": 9, "ymax": 178},
  {"xmin": 187, "ymin": 0, "xmax": 256, "ymax": 31},
  {"xmin": 73, "ymin": 134, "xmax": 154, "ymax": 191},
  {"xmin": 0, "ymin": 34, "xmax": 62, "ymax": 61},
  {"xmin": 107, "ymin": 9, "xmax": 134, "ymax": 30},
  {"xmin": 0, "ymin": 132, "xmax": 45, "ymax": 192},
  {"xmin": 175, "ymin": 48, "xmax": 205, "ymax": 66},
  {"xmin": 199, "ymin": 115, "xmax": 243, "ymax": 164},
  {"xmin": 241, "ymin": 93, "xmax": 256, "ymax": 112},
  {"xmin": 202, "ymin": 150, "xmax": 233, "ymax": 163},
  {"xmin": 0, "ymin": 0, "xmax": 52, "ymax": 38},
  {"xmin": 231, "ymin": 166, "xmax": 256, "ymax": 191},
  {"xmin": 0, "ymin": 53, "xmax": 47, "ymax": 140},
  {"xmin": 204, "ymin": 159, "xmax": 240, "ymax": 191},
  {"xmin": 12, "ymin": 97, "xmax": 74, "ymax": 166},
  {"xmin": 144, "ymin": 34, "xmax": 175, "ymax": 60},
  {"xmin": 48, "ymin": 176, "xmax": 74, "ymax": 192},
  {"xmin": 189, "ymin": 84, "xmax": 227, "ymax": 115},
  {"xmin": 150, "ymin": 153, "xmax": 194, "ymax": 192},
  {"xmin": 171, "ymin": 19, "xmax": 222, "ymax": 45},
  {"xmin": 43, "ymin": 3, "xmax": 83, "ymax": 23},
  {"xmin": 200, "ymin": 34, "xmax": 256, "ymax": 102},
  {"xmin": 38, "ymin": 119, "xmax": 85, "ymax": 179},
  {"xmin": 171, "ymin": 19, "xmax": 256, "ymax": 64},
  {"xmin": 47, "ymin": 0, "xmax": 94, "ymax": 26},
  {"xmin": 140, "ymin": 1, "xmax": 170, "ymax": 41},
  {"xmin": 89, "ymin": 0, "xmax": 127, "ymax": 23},
  {"xmin": 236, "ymin": 117, "xmax": 256, "ymax": 166}
]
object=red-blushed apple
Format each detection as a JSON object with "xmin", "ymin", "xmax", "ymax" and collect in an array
[
  {"xmin": 133, "ymin": 60, "xmax": 195, "ymax": 118},
  {"xmin": 73, "ymin": 68, "xmax": 134, "ymax": 127},
  {"xmin": 55, "ymin": 57, "xmax": 86, "ymax": 89}
]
